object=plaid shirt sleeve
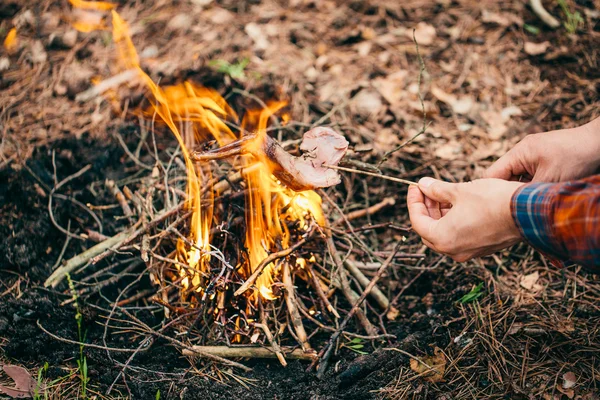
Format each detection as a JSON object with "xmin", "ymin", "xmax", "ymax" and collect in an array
[{"xmin": 510, "ymin": 175, "xmax": 600, "ymax": 270}]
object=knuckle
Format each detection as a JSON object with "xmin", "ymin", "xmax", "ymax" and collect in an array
[{"xmin": 520, "ymin": 134, "xmax": 537, "ymax": 149}]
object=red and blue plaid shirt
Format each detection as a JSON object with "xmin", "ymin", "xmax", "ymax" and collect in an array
[{"xmin": 511, "ymin": 175, "xmax": 600, "ymax": 270}]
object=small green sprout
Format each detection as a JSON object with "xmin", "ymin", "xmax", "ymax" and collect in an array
[
  {"xmin": 342, "ymin": 337, "xmax": 369, "ymax": 355},
  {"xmin": 208, "ymin": 58, "xmax": 250, "ymax": 80},
  {"xmin": 524, "ymin": 24, "xmax": 541, "ymax": 35},
  {"xmin": 459, "ymin": 282, "xmax": 485, "ymax": 304},
  {"xmin": 557, "ymin": 0, "xmax": 584, "ymax": 34}
]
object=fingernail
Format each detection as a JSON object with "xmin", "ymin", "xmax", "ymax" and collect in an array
[{"xmin": 419, "ymin": 177, "xmax": 436, "ymax": 188}]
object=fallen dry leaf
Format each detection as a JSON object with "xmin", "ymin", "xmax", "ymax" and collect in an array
[
  {"xmin": 434, "ymin": 140, "xmax": 463, "ymax": 160},
  {"xmin": 372, "ymin": 70, "xmax": 408, "ymax": 107},
  {"xmin": 480, "ymin": 110, "xmax": 507, "ymax": 139},
  {"xmin": 166, "ymin": 13, "xmax": 192, "ymax": 32},
  {"xmin": 520, "ymin": 271, "xmax": 540, "ymax": 290},
  {"xmin": 0, "ymin": 364, "xmax": 39, "ymax": 398},
  {"xmin": 481, "ymin": 10, "xmax": 523, "ymax": 26},
  {"xmin": 524, "ymin": 41, "xmax": 551, "ymax": 56},
  {"xmin": 386, "ymin": 306, "xmax": 400, "ymax": 321},
  {"xmin": 409, "ymin": 347, "xmax": 446, "ymax": 383},
  {"xmin": 556, "ymin": 385, "xmax": 575, "ymax": 399},
  {"xmin": 431, "ymin": 86, "xmax": 474, "ymax": 115},
  {"xmin": 352, "ymin": 89, "xmax": 384, "ymax": 117},
  {"xmin": 373, "ymin": 128, "xmax": 399, "ymax": 154},
  {"xmin": 410, "ymin": 22, "xmax": 436, "ymax": 46},
  {"xmin": 245, "ymin": 22, "xmax": 269, "ymax": 51}
]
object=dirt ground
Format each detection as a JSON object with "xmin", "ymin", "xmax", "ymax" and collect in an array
[{"xmin": 1, "ymin": 0, "xmax": 599, "ymax": 399}]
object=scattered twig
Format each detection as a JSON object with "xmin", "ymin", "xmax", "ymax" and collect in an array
[
  {"xmin": 51, "ymin": 220, "xmax": 72, "ymax": 271},
  {"xmin": 282, "ymin": 262, "xmax": 312, "ymax": 352},
  {"xmin": 332, "ymin": 197, "xmax": 396, "ymax": 227},
  {"xmin": 530, "ymin": 0, "xmax": 560, "ymax": 28},
  {"xmin": 44, "ymin": 227, "xmax": 136, "ymax": 288},
  {"xmin": 182, "ymin": 346, "xmax": 317, "ymax": 361},
  {"xmin": 118, "ymin": 307, "xmax": 251, "ymax": 371},
  {"xmin": 313, "ymin": 243, "xmax": 401, "ymax": 378},
  {"xmin": 48, "ymin": 164, "xmax": 93, "ymax": 241},
  {"xmin": 307, "ymin": 263, "xmax": 340, "ymax": 319},
  {"xmin": 75, "ymin": 69, "xmax": 139, "ymax": 102},
  {"xmin": 37, "ymin": 320, "xmax": 142, "ymax": 353},
  {"xmin": 44, "ymin": 203, "xmax": 184, "ymax": 288},
  {"xmin": 253, "ymin": 323, "xmax": 287, "ymax": 366},
  {"xmin": 325, "ymin": 235, "xmax": 377, "ymax": 336},
  {"xmin": 106, "ymin": 179, "xmax": 133, "ymax": 218},
  {"xmin": 344, "ymin": 259, "xmax": 389, "ymax": 309}
]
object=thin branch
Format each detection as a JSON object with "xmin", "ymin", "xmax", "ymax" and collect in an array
[
  {"xmin": 378, "ymin": 30, "xmax": 429, "ymax": 166},
  {"xmin": 313, "ymin": 243, "xmax": 401, "ymax": 378}
]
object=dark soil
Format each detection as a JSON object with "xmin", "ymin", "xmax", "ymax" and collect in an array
[
  {"xmin": 1, "ymin": 0, "xmax": 600, "ymax": 399},
  {"xmin": 0, "ymin": 135, "xmax": 468, "ymax": 399}
]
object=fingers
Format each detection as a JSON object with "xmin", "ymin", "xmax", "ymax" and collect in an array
[
  {"xmin": 485, "ymin": 145, "xmax": 529, "ymax": 180},
  {"xmin": 406, "ymin": 184, "xmax": 437, "ymax": 242},
  {"xmin": 424, "ymin": 196, "xmax": 442, "ymax": 219},
  {"xmin": 418, "ymin": 177, "xmax": 457, "ymax": 204}
]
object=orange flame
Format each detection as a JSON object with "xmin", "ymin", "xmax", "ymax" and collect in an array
[
  {"xmin": 69, "ymin": 0, "xmax": 116, "ymax": 11},
  {"xmin": 3, "ymin": 28, "xmax": 17, "ymax": 52},
  {"xmin": 104, "ymin": 9, "xmax": 324, "ymax": 301},
  {"xmin": 69, "ymin": 0, "xmax": 115, "ymax": 32}
]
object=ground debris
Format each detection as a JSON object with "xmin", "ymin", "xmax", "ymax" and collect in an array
[
  {"xmin": 409, "ymin": 347, "xmax": 446, "ymax": 383},
  {"xmin": 0, "ymin": 365, "xmax": 39, "ymax": 398}
]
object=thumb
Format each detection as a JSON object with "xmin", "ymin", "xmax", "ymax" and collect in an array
[
  {"xmin": 418, "ymin": 177, "xmax": 457, "ymax": 204},
  {"xmin": 484, "ymin": 147, "xmax": 528, "ymax": 180}
]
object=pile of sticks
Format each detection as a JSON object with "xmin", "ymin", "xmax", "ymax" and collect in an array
[{"xmin": 42, "ymin": 120, "xmax": 425, "ymax": 380}]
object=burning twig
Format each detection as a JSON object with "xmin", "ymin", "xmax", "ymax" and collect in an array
[
  {"xmin": 313, "ymin": 244, "xmax": 401, "ymax": 378},
  {"xmin": 189, "ymin": 135, "xmax": 257, "ymax": 162},
  {"xmin": 234, "ymin": 229, "xmax": 316, "ymax": 296},
  {"xmin": 182, "ymin": 346, "xmax": 317, "ymax": 361}
]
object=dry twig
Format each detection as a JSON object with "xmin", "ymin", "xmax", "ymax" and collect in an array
[
  {"xmin": 182, "ymin": 346, "xmax": 316, "ymax": 361},
  {"xmin": 313, "ymin": 244, "xmax": 401, "ymax": 378}
]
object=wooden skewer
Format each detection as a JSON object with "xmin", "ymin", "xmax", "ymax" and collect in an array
[{"xmin": 322, "ymin": 164, "xmax": 418, "ymax": 186}]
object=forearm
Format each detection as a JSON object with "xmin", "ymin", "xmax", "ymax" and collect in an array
[{"xmin": 511, "ymin": 175, "xmax": 600, "ymax": 270}]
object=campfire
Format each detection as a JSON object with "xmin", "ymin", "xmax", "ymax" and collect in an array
[{"xmin": 43, "ymin": 1, "xmax": 423, "ymax": 374}]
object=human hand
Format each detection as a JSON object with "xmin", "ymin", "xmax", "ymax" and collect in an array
[
  {"xmin": 406, "ymin": 178, "xmax": 524, "ymax": 262},
  {"xmin": 485, "ymin": 117, "xmax": 600, "ymax": 182}
]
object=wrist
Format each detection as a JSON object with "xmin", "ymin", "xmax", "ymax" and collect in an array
[
  {"xmin": 581, "ymin": 117, "xmax": 600, "ymax": 169},
  {"xmin": 504, "ymin": 181, "xmax": 526, "ymax": 242}
]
